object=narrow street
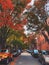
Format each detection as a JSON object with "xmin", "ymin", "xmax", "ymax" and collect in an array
[
  {"xmin": 0, "ymin": 0, "xmax": 49, "ymax": 65},
  {"xmin": 10, "ymin": 52, "xmax": 41, "ymax": 65}
]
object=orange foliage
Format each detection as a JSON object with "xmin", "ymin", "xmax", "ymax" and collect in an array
[
  {"xmin": 22, "ymin": 19, "xmax": 28, "ymax": 25},
  {"xmin": 26, "ymin": 0, "xmax": 31, "ymax": 3},
  {"xmin": 0, "ymin": 0, "xmax": 28, "ymax": 31},
  {"xmin": 0, "ymin": 0, "xmax": 14, "ymax": 10}
]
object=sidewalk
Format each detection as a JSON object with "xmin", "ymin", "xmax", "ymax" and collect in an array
[{"xmin": 9, "ymin": 56, "xmax": 19, "ymax": 65}]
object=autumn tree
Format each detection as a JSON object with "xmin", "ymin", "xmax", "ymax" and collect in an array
[
  {"xmin": 34, "ymin": 0, "xmax": 49, "ymax": 43},
  {"xmin": 0, "ymin": 0, "xmax": 49, "ymax": 49},
  {"xmin": 21, "ymin": 0, "xmax": 49, "ymax": 43},
  {"xmin": 0, "ymin": 0, "xmax": 25, "ymax": 48}
]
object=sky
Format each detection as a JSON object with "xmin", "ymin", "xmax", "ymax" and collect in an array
[
  {"xmin": 45, "ymin": 0, "xmax": 49, "ymax": 15},
  {"xmin": 23, "ymin": 25, "xmax": 32, "ymax": 35},
  {"xmin": 21, "ymin": 0, "xmax": 35, "ymax": 15}
]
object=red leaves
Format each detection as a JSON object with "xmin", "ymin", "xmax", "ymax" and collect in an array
[
  {"xmin": 13, "ymin": 24, "xmax": 23, "ymax": 30},
  {"xmin": 0, "ymin": 0, "xmax": 14, "ymax": 28},
  {"xmin": 0, "ymin": 0, "xmax": 27, "ymax": 31},
  {"xmin": 0, "ymin": 22, "xmax": 5, "ymax": 27},
  {"xmin": 6, "ymin": 0, "xmax": 14, "ymax": 10},
  {"xmin": 22, "ymin": 19, "xmax": 28, "ymax": 25},
  {"xmin": 26, "ymin": 0, "xmax": 31, "ymax": 4},
  {"xmin": 0, "ymin": 0, "xmax": 14, "ymax": 10},
  {"xmin": 6, "ymin": 21, "xmax": 23, "ymax": 31}
]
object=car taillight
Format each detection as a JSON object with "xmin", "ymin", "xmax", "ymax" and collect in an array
[{"xmin": 2, "ymin": 55, "xmax": 8, "ymax": 59}]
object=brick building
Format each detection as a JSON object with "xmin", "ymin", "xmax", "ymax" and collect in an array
[{"xmin": 36, "ymin": 33, "xmax": 49, "ymax": 50}]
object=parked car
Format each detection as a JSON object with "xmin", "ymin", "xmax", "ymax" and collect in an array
[
  {"xmin": 17, "ymin": 49, "xmax": 21, "ymax": 55},
  {"xmin": 38, "ymin": 50, "xmax": 49, "ymax": 65},
  {"xmin": 46, "ymin": 50, "xmax": 49, "ymax": 54},
  {"xmin": 12, "ymin": 49, "xmax": 19, "ymax": 57},
  {"xmin": 31, "ymin": 49, "xmax": 39, "ymax": 58},
  {"xmin": 0, "ymin": 49, "xmax": 13, "ymax": 64},
  {"xmin": 26, "ymin": 49, "xmax": 33, "ymax": 53}
]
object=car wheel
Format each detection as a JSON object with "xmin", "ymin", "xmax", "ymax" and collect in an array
[{"xmin": 5, "ymin": 59, "xmax": 9, "ymax": 64}]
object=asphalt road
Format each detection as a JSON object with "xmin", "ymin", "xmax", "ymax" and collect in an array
[{"xmin": 13, "ymin": 52, "xmax": 41, "ymax": 65}]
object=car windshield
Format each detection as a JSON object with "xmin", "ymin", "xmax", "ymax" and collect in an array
[
  {"xmin": 42, "ymin": 50, "xmax": 48, "ymax": 55},
  {"xmin": 34, "ymin": 49, "xmax": 38, "ymax": 53},
  {"xmin": 0, "ymin": 49, "xmax": 9, "ymax": 53}
]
